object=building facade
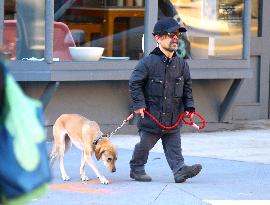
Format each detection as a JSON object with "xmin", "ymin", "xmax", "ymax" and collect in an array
[{"xmin": 0, "ymin": 0, "xmax": 269, "ymax": 134}]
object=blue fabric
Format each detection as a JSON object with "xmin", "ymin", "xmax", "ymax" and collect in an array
[
  {"xmin": 0, "ymin": 60, "xmax": 51, "ymax": 201},
  {"xmin": 0, "ymin": 108, "xmax": 51, "ymax": 199},
  {"xmin": 0, "ymin": 108, "xmax": 51, "ymax": 198}
]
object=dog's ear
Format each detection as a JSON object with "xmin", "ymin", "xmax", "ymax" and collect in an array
[{"xmin": 95, "ymin": 146, "xmax": 106, "ymax": 160}]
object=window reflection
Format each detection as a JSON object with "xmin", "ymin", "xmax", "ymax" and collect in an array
[
  {"xmin": 3, "ymin": 0, "xmax": 258, "ymax": 62},
  {"xmin": 56, "ymin": 0, "xmax": 145, "ymax": 61},
  {"xmin": 251, "ymin": 0, "xmax": 259, "ymax": 37},
  {"xmin": 4, "ymin": 0, "xmax": 17, "ymax": 60},
  {"xmin": 3, "ymin": 0, "xmax": 46, "ymax": 61},
  {"xmin": 160, "ymin": 0, "xmax": 259, "ymax": 59}
]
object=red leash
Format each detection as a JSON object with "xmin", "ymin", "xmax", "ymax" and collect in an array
[
  {"xmin": 110, "ymin": 110, "xmax": 206, "ymax": 137},
  {"xmin": 143, "ymin": 110, "xmax": 206, "ymax": 130}
]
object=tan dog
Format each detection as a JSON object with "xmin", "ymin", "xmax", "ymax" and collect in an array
[{"xmin": 49, "ymin": 114, "xmax": 117, "ymax": 184}]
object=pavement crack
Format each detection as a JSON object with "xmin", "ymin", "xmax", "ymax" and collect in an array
[
  {"xmin": 149, "ymin": 184, "xmax": 168, "ymax": 204},
  {"xmin": 174, "ymin": 185, "xmax": 210, "ymax": 204}
]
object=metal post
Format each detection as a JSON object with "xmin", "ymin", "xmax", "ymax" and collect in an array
[
  {"xmin": 40, "ymin": 81, "xmax": 60, "ymax": 110},
  {"xmin": 144, "ymin": 0, "xmax": 158, "ymax": 56},
  {"xmin": 243, "ymin": 0, "xmax": 251, "ymax": 60},
  {"xmin": 45, "ymin": 0, "xmax": 54, "ymax": 63}
]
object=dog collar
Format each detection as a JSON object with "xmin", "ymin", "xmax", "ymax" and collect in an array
[{"xmin": 93, "ymin": 134, "xmax": 107, "ymax": 149}]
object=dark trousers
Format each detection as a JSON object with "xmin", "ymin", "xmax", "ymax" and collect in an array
[{"xmin": 130, "ymin": 130, "xmax": 185, "ymax": 174}]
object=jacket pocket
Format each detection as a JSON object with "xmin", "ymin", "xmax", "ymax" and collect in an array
[
  {"xmin": 160, "ymin": 112, "xmax": 173, "ymax": 127},
  {"xmin": 174, "ymin": 76, "xmax": 184, "ymax": 97},
  {"xmin": 138, "ymin": 110, "xmax": 161, "ymax": 130},
  {"xmin": 149, "ymin": 78, "xmax": 163, "ymax": 97}
]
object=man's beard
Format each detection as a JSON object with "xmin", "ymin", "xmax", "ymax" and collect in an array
[{"xmin": 165, "ymin": 45, "xmax": 178, "ymax": 52}]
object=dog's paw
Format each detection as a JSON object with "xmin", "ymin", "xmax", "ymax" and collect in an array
[
  {"xmin": 81, "ymin": 175, "xmax": 90, "ymax": 181},
  {"xmin": 98, "ymin": 176, "xmax": 109, "ymax": 184},
  {"xmin": 62, "ymin": 175, "xmax": 71, "ymax": 181}
]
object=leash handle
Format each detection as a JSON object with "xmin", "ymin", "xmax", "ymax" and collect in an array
[
  {"xmin": 182, "ymin": 112, "xmax": 207, "ymax": 130},
  {"xmin": 192, "ymin": 112, "xmax": 207, "ymax": 130}
]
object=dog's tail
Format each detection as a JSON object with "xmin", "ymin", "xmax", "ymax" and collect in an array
[{"xmin": 49, "ymin": 140, "xmax": 57, "ymax": 168}]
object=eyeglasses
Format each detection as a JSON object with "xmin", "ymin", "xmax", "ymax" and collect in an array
[
  {"xmin": 154, "ymin": 32, "xmax": 183, "ymax": 39},
  {"xmin": 166, "ymin": 32, "xmax": 182, "ymax": 38}
]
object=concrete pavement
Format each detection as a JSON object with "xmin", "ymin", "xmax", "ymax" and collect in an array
[
  {"xmin": 112, "ymin": 129, "xmax": 270, "ymax": 164},
  {"xmin": 30, "ymin": 127, "xmax": 270, "ymax": 205}
]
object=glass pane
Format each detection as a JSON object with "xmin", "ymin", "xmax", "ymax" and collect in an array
[
  {"xmin": 251, "ymin": 0, "xmax": 259, "ymax": 37},
  {"xmin": 55, "ymin": 0, "xmax": 145, "ymax": 61},
  {"xmin": 160, "ymin": 0, "xmax": 245, "ymax": 59},
  {"xmin": 3, "ymin": 0, "xmax": 45, "ymax": 61}
]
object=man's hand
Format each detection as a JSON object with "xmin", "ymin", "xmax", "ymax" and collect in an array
[
  {"xmin": 184, "ymin": 107, "xmax": 195, "ymax": 113},
  {"xmin": 134, "ymin": 108, "xmax": 145, "ymax": 118}
]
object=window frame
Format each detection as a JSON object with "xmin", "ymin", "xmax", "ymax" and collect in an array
[{"xmin": 1, "ymin": 0, "xmax": 252, "ymax": 81}]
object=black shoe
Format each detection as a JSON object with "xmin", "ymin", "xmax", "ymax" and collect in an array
[
  {"xmin": 130, "ymin": 170, "xmax": 152, "ymax": 182},
  {"xmin": 174, "ymin": 164, "xmax": 202, "ymax": 183}
]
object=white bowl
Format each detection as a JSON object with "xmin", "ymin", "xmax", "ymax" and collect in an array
[{"xmin": 69, "ymin": 47, "xmax": 104, "ymax": 61}]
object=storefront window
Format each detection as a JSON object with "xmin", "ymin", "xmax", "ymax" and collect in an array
[
  {"xmin": 160, "ymin": 0, "xmax": 251, "ymax": 59},
  {"xmin": 3, "ymin": 0, "xmax": 45, "ymax": 61},
  {"xmin": 55, "ymin": 0, "xmax": 145, "ymax": 61}
]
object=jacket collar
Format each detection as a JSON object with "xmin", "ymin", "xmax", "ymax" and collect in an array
[{"xmin": 150, "ymin": 47, "xmax": 177, "ymax": 64}]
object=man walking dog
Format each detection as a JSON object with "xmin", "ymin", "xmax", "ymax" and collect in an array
[{"xmin": 129, "ymin": 17, "xmax": 202, "ymax": 183}]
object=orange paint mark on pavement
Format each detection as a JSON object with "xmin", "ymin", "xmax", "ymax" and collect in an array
[{"xmin": 49, "ymin": 179, "xmax": 111, "ymax": 193}]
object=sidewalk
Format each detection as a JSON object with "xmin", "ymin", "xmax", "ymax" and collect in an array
[
  {"xmin": 112, "ymin": 128, "xmax": 270, "ymax": 164},
  {"xmin": 30, "ymin": 128, "xmax": 270, "ymax": 205}
]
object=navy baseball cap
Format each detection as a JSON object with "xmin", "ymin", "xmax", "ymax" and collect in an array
[{"xmin": 152, "ymin": 17, "xmax": 187, "ymax": 35}]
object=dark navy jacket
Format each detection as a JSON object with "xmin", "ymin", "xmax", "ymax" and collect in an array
[{"xmin": 129, "ymin": 47, "xmax": 194, "ymax": 134}]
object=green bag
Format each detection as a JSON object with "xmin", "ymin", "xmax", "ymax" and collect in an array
[{"xmin": 0, "ymin": 60, "xmax": 51, "ymax": 205}]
